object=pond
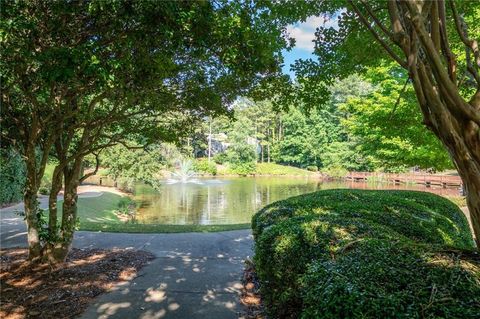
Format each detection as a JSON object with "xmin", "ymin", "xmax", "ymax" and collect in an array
[{"xmin": 132, "ymin": 177, "xmax": 462, "ymax": 225}]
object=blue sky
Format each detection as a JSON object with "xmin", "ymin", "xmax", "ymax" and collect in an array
[{"xmin": 281, "ymin": 15, "xmax": 339, "ymax": 77}]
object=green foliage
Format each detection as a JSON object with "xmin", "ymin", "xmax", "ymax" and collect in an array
[
  {"xmin": 252, "ymin": 190, "xmax": 477, "ymax": 318},
  {"xmin": 193, "ymin": 158, "xmax": 217, "ymax": 175},
  {"xmin": 1, "ymin": 0, "xmax": 296, "ymax": 260},
  {"xmin": 101, "ymin": 144, "xmax": 164, "ymax": 189},
  {"xmin": 213, "ymin": 153, "xmax": 228, "ymax": 165},
  {"xmin": 272, "ymin": 107, "xmax": 331, "ymax": 168},
  {"xmin": 320, "ymin": 141, "xmax": 374, "ymax": 172},
  {"xmin": 300, "ymin": 239, "xmax": 480, "ymax": 319},
  {"xmin": 341, "ymin": 64, "xmax": 453, "ymax": 171},
  {"xmin": 0, "ymin": 148, "xmax": 25, "ymax": 205},
  {"xmin": 187, "ymin": 68, "xmax": 447, "ymax": 174},
  {"xmin": 226, "ymin": 141, "xmax": 257, "ymax": 167},
  {"xmin": 227, "ymin": 162, "xmax": 256, "ymax": 176},
  {"xmin": 116, "ymin": 196, "xmax": 136, "ymax": 215}
]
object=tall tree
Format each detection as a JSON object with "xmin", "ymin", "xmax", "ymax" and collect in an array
[
  {"xmin": 342, "ymin": 64, "xmax": 453, "ymax": 172},
  {"xmin": 292, "ymin": 0, "xmax": 480, "ymax": 246},
  {"xmin": 1, "ymin": 0, "xmax": 291, "ymax": 262}
]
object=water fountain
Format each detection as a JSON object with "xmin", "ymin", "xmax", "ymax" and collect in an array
[{"xmin": 166, "ymin": 159, "xmax": 203, "ymax": 185}]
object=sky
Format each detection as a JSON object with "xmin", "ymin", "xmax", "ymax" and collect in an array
[{"xmin": 282, "ymin": 15, "xmax": 339, "ymax": 77}]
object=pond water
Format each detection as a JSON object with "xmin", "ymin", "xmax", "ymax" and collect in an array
[{"xmin": 132, "ymin": 177, "xmax": 462, "ymax": 225}]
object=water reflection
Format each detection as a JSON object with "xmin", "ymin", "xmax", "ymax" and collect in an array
[{"xmin": 133, "ymin": 177, "xmax": 462, "ymax": 225}]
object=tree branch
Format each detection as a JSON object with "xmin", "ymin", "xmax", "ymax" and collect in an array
[
  {"xmin": 406, "ymin": 1, "xmax": 480, "ymax": 126},
  {"xmin": 348, "ymin": 0, "xmax": 408, "ymax": 68},
  {"xmin": 389, "ymin": 76, "xmax": 410, "ymax": 119},
  {"xmin": 437, "ymin": 0, "xmax": 457, "ymax": 82},
  {"xmin": 450, "ymin": 0, "xmax": 480, "ymax": 87},
  {"xmin": 359, "ymin": 0, "xmax": 393, "ymax": 39},
  {"xmin": 79, "ymin": 153, "xmax": 100, "ymax": 183}
]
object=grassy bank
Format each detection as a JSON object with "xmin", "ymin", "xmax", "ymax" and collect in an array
[
  {"xmin": 195, "ymin": 160, "xmax": 315, "ymax": 177},
  {"xmin": 252, "ymin": 189, "xmax": 478, "ymax": 318},
  {"xmin": 80, "ymin": 221, "xmax": 251, "ymax": 233},
  {"xmin": 254, "ymin": 163, "xmax": 313, "ymax": 176}
]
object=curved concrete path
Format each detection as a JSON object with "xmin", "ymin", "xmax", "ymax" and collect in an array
[{"xmin": 1, "ymin": 196, "xmax": 253, "ymax": 319}]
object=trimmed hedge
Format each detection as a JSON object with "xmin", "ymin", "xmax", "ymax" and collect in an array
[{"xmin": 252, "ymin": 189, "xmax": 479, "ymax": 318}]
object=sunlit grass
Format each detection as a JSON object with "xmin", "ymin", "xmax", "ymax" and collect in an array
[
  {"xmin": 254, "ymin": 163, "xmax": 313, "ymax": 176},
  {"xmin": 79, "ymin": 221, "xmax": 251, "ymax": 233}
]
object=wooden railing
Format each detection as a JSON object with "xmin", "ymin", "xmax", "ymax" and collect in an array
[{"xmin": 345, "ymin": 172, "xmax": 463, "ymax": 188}]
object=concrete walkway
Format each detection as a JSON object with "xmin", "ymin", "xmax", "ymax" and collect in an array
[{"xmin": 1, "ymin": 197, "xmax": 253, "ymax": 319}]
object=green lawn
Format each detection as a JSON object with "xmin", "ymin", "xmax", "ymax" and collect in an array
[
  {"xmin": 60, "ymin": 192, "xmax": 250, "ymax": 233},
  {"xmin": 254, "ymin": 163, "xmax": 313, "ymax": 176},
  {"xmin": 75, "ymin": 192, "xmax": 123, "ymax": 224}
]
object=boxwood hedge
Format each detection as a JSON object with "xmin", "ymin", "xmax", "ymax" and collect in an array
[{"xmin": 251, "ymin": 189, "xmax": 479, "ymax": 318}]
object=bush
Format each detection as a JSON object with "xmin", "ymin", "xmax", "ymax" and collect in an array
[
  {"xmin": 251, "ymin": 190, "xmax": 478, "ymax": 318},
  {"xmin": 213, "ymin": 153, "xmax": 228, "ymax": 165},
  {"xmin": 193, "ymin": 158, "xmax": 217, "ymax": 175},
  {"xmin": 227, "ymin": 162, "xmax": 256, "ymax": 175},
  {"xmin": 301, "ymin": 239, "xmax": 480, "ymax": 319},
  {"xmin": 116, "ymin": 196, "xmax": 136, "ymax": 215},
  {"xmin": 0, "ymin": 149, "xmax": 26, "ymax": 205},
  {"xmin": 306, "ymin": 165, "xmax": 318, "ymax": 172}
]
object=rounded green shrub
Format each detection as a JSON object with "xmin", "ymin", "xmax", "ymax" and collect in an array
[
  {"xmin": 301, "ymin": 239, "xmax": 480, "ymax": 319},
  {"xmin": 252, "ymin": 189, "xmax": 477, "ymax": 318},
  {"xmin": 193, "ymin": 158, "xmax": 217, "ymax": 175},
  {"xmin": 253, "ymin": 190, "xmax": 474, "ymax": 249}
]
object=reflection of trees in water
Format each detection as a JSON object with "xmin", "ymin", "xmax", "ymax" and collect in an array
[
  {"xmin": 135, "ymin": 178, "xmax": 323, "ymax": 225},
  {"xmin": 133, "ymin": 178, "xmax": 461, "ymax": 225}
]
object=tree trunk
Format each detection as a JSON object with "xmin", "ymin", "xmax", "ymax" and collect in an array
[
  {"xmin": 24, "ymin": 152, "xmax": 43, "ymax": 261},
  {"xmin": 24, "ymin": 186, "xmax": 42, "ymax": 261},
  {"xmin": 48, "ymin": 165, "xmax": 63, "ymax": 239},
  {"xmin": 436, "ymin": 122, "xmax": 480, "ymax": 248},
  {"xmin": 50, "ymin": 160, "xmax": 83, "ymax": 263},
  {"xmin": 409, "ymin": 63, "xmax": 480, "ymax": 248},
  {"xmin": 42, "ymin": 165, "xmax": 65, "ymax": 264},
  {"xmin": 267, "ymin": 143, "xmax": 271, "ymax": 163},
  {"xmin": 462, "ymin": 172, "xmax": 480, "ymax": 248}
]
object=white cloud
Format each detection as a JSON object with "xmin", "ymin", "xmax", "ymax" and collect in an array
[
  {"xmin": 286, "ymin": 25, "xmax": 316, "ymax": 51},
  {"xmin": 286, "ymin": 15, "xmax": 340, "ymax": 52}
]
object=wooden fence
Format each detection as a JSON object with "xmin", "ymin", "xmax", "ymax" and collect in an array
[{"xmin": 345, "ymin": 172, "xmax": 463, "ymax": 188}]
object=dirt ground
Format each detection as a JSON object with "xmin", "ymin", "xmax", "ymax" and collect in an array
[
  {"xmin": 0, "ymin": 248, "xmax": 154, "ymax": 319},
  {"xmin": 240, "ymin": 259, "xmax": 264, "ymax": 319}
]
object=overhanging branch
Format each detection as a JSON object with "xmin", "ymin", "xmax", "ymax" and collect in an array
[{"xmin": 348, "ymin": 0, "xmax": 408, "ymax": 68}]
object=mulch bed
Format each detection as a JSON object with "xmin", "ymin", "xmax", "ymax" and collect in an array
[
  {"xmin": 0, "ymin": 247, "xmax": 155, "ymax": 319},
  {"xmin": 240, "ymin": 258, "xmax": 265, "ymax": 319}
]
